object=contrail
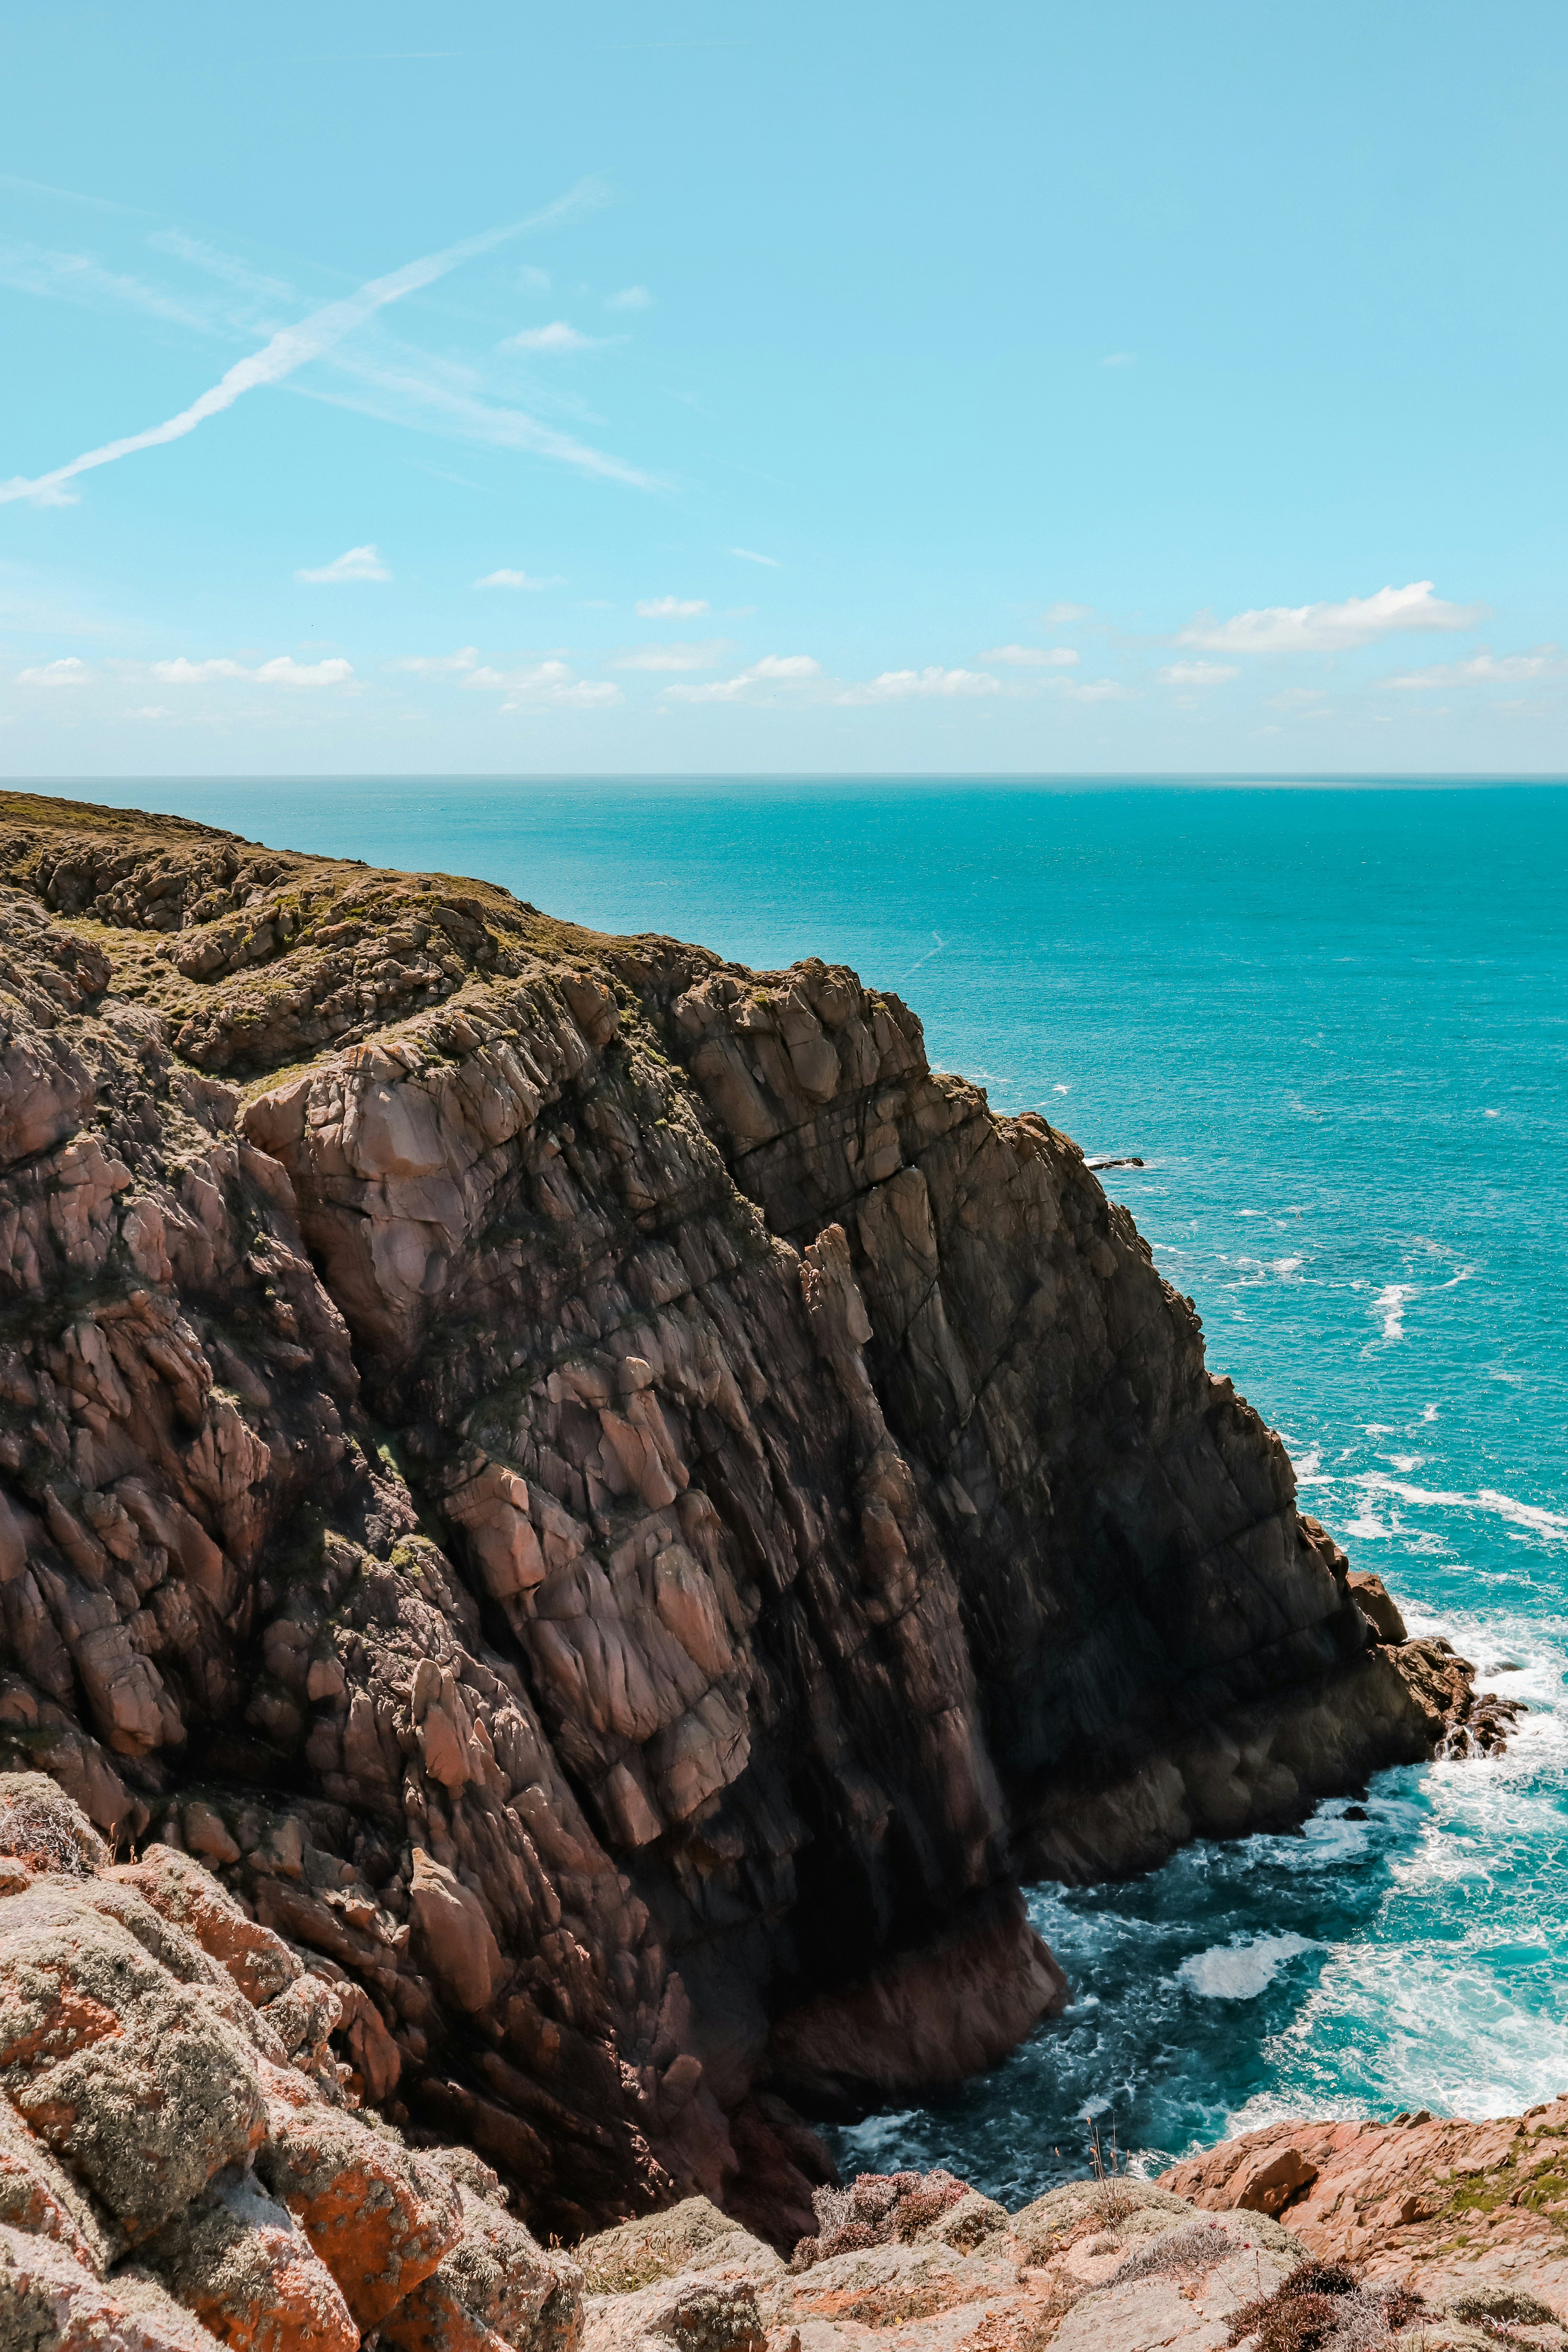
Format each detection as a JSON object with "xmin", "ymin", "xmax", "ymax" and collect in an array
[{"xmin": 0, "ymin": 182, "xmax": 614, "ymax": 506}]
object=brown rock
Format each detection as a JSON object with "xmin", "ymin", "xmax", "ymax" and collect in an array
[
  {"xmin": 253, "ymin": 2059, "xmax": 464, "ymax": 2329},
  {"xmin": 144, "ymin": 2167, "xmax": 358, "ymax": 2352},
  {"xmin": 379, "ymin": 2158, "xmax": 584, "ymax": 2352},
  {"xmin": 107, "ymin": 1847, "xmax": 299, "ymax": 2010},
  {"xmin": 0, "ymin": 1880, "xmax": 267, "ymax": 2241},
  {"xmin": 767, "ymin": 1889, "xmax": 1067, "ymax": 2113},
  {"xmin": 409, "ymin": 1850, "xmax": 502, "ymax": 2015},
  {"xmin": 1229, "ymin": 2143, "xmax": 1319, "ymax": 2214},
  {"xmin": 1348, "ymin": 1568, "xmax": 1408, "ymax": 1645},
  {"xmin": 0, "ymin": 2218, "xmax": 226, "ymax": 2351},
  {"xmin": 1163, "ymin": 2101, "xmax": 1568, "ymax": 2317},
  {"xmin": 0, "ymin": 2090, "xmax": 116, "ymax": 2274}
]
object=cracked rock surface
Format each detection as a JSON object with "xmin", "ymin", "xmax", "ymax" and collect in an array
[{"xmin": 0, "ymin": 790, "xmax": 1509, "ymax": 2249}]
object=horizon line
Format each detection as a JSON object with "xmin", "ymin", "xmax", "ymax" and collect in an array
[{"xmin": 7, "ymin": 768, "xmax": 1568, "ymax": 786}]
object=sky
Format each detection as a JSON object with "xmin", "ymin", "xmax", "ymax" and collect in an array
[{"xmin": 2, "ymin": 0, "xmax": 1566, "ymax": 779}]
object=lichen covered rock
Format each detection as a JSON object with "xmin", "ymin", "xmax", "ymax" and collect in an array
[{"xmin": 0, "ymin": 1773, "xmax": 584, "ymax": 2352}]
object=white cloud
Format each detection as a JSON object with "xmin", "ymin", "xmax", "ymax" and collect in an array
[
  {"xmin": 1159, "ymin": 660, "xmax": 1238, "ymax": 685},
  {"xmin": 0, "ymin": 207, "xmax": 586, "ymax": 508},
  {"xmin": 981, "ymin": 644, "xmax": 1078, "ymax": 668},
  {"xmin": 474, "ymin": 569, "xmax": 563, "ymax": 590},
  {"xmin": 1062, "ymin": 678, "xmax": 1134, "ymax": 702},
  {"xmin": 295, "ymin": 543, "xmax": 390, "ymax": 584},
  {"xmin": 1102, "ymin": 351, "xmax": 1135, "ymax": 367},
  {"xmin": 506, "ymin": 321, "xmax": 595, "ymax": 352},
  {"xmin": 731, "ymin": 546, "xmax": 780, "ymax": 567},
  {"xmin": 665, "ymin": 653, "xmax": 820, "ymax": 704},
  {"xmin": 151, "ymin": 653, "xmax": 352, "ymax": 686},
  {"xmin": 389, "ymin": 647, "xmax": 480, "ymax": 675},
  {"xmin": 1042, "ymin": 601, "xmax": 1091, "ymax": 624},
  {"xmin": 1180, "ymin": 580, "xmax": 1484, "ymax": 654},
  {"xmin": 605, "ymin": 286, "xmax": 651, "ymax": 310},
  {"xmin": 126, "ymin": 704, "xmax": 171, "ymax": 718},
  {"xmin": 17, "ymin": 656, "xmax": 89, "ymax": 685},
  {"xmin": 836, "ymin": 666, "xmax": 1000, "ymax": 705},
  {"xmin": 1389, "ymin": 646, "xmax": 1565, "ymax": 689},
  {"xmin": 614, "ymin": 640, "xmax": 726, "ymax": 673},
  {"xmin": 517, "ymin": 265, "xmax": 551, "ymax": 292},
  {"xmin": 453, "ymin": 657, "xmax": 622, "ymax": 710},
  {"xmin": 385, "ymin": 649, "xmax": 479, "ymax": 677},
  {"xmin": 637, "ymin": 594, "xmax": 709, "ymax": 618}
]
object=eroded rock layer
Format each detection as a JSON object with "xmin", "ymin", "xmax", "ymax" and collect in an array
[{"xmin": 0, "ymin": 790, "xmax": 1505, "ymax": 2240}]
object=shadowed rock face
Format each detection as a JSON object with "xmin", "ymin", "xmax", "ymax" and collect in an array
[{"xmin": 0, "ymin": 791, "xmax": 1507, "ymax": 2243}]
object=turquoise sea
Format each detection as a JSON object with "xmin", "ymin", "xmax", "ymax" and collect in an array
[{"xmin": 57, "ymin": 775, "xmax": 1568, "ymax": 2197}]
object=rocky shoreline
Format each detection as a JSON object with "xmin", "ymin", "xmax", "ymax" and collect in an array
[
  {"xmin": 0, "ymin": 787, "xmax": 1519, "ymax": 2264},
  {"xmin": 4, "ymin": 1765, "xmax": 1565, "ymax": 2352}
]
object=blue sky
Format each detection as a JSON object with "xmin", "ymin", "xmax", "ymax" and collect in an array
[{"xmin": 2, "ymin": 0, "xmax": 1565, "ymax": 777}]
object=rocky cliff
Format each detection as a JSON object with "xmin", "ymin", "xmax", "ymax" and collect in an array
[{"xmin": 0, "ymin": 789, "xmax": 1508, "ymax": 2247}]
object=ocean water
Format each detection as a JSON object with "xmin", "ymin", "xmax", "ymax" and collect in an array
[{"xmin": 61, "ymin": 774, "xmax": 1568, "ymax": 2194}]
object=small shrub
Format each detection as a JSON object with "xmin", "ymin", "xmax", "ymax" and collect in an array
[
  {"xmin": 0, "ymin": 1774, "xmax": 106, "ymax": 1877},
  {"xmin": 1088, "ymin": 2120, "xmax": 1138, "ymax": 2223},
  {"xmin": 791, "ymin": 2168, "xmax": 974, "ymax": 2268},
  {"xmin": 1226, "ymin": 2259, "xmax": 1424, "ymax": 2352}
]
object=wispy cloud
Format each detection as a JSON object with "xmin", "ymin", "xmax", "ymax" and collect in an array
[
  {"xmin": 388, "ymin": 646, "xmax": 618, "ymax": 708},
  {"xmin": 0, "ymin": 243, "xmax": 218, "ymax": 335},
  {"xmin": 731, "ymin": 546, "xmax": 780, "ymax": 567},
  {"xmin": 460, "ymin": 658, "xmax": 620, "ymax": 710},
  {"xmin": 151, "ymin": 654, "xmax": 352, "ymax": 685},
  {"xmin": 17, "ymin": 656, "xmax": 90, "ymax": 685},
  {"xmin": 389, "ymin": 648, "xmax": 480, "ymax": 674},
  {"xmin": 506, "ymin": 320, "xmax": 596, "ymax": 352},
  {"xmin": 605, "ymin": 285, "xmax": 652, "ymax": 310},
  {"xmin": 665, "ymin": 653, "xmax": 819, "ymax": 704},
  {"xmin": 305, "ymin": 342, "xmax": 653, "ymax": 485},
  {"xmin": 295, "ymin": 543, "xmax": 390, "ymax": 584},
  {"xmin": 981, "ymin": 644, "xmax": 1077, "ymax": 668},
  {"xmin": 836, "ymin": 665, "xmax": 999, "ymax": 705},
  {"xmin": 146, "ymin": 229, "xmax": 295, "ymax": 305},
  {"xmin": 1180, "ymin": 580, "xmax": 1484, "ymax": 655},
  {"xmin": 1101, "ymin": 351, "xmax": 1135, "ymax": 368},
  {"xmin": 613, "ymin": 639, "xmax": 727, "ymax": 672},
  {"xmin": 1389, "ymin": 646, "xmax": 1564, "ymax": 689},
  {"xmin": 1042, "ymin": 600, "xmax": 1091, "ymax": 624},
  {"xmin": 1061, "ymin": 678, "xmax": 1134, "ymax": 702},
  {"xmin": 0, "ymin": 183, "xmax": 634, "ymax": 507},
  {"xmin": 1159, "ymin": 660, "xmax": 1238, "ymax": 685},
  {"xmin": 637, "ymin": 594, "xmax": 708, "ymax": 618},
  {"xmin": 474, "ymin": 568, "xmax": 564, "ymax": 590}
]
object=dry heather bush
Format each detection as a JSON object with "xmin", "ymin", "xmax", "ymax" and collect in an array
[
  {"xmin": 891, "ymin": 2172, "xmax": 968, "ymax": 2242},
  {"xmin": 1111, "ymin": 2218, "xmax": 1236, "ymax": 2284},
  {"xmin": 0, "ymin": 1771, "xmax": 107, "ymax": 1876},
  {"xmin": 1449, "ymin": 2286, "xmax": 1561, "ymax": 2327},
  {"xmin": 1226, "ymin": 2258, "xmax": 1423, "ymax": 2352},
  {"xmin": 789, "ymin": 2169, "xmax": 972, "ymax": 2269}
]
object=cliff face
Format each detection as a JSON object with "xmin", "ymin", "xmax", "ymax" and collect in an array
[{"xmin": 0, "ymin": 791, "xmax": 1502, "ymax": 2244}]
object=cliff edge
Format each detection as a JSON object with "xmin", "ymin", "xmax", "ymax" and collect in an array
[{"xmin": 0, "ymin": 789, "xmax": 1509, "ymax": 2243}]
